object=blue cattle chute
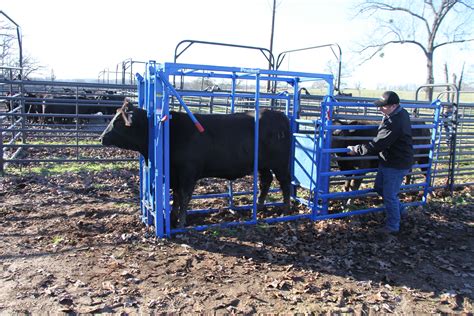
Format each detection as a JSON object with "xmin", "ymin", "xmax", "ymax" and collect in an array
[
  {"xmin": 137, "ymin": 62, "xmax": 335, "ymax": 237},
  {"xmin": 135, "ymin": 61, "xmax": 441, "ymax": 238}
]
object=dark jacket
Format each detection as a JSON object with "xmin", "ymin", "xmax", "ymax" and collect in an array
[{"xmin": 353, "ymin": 106, "xmax": 414, "ymax": 169}]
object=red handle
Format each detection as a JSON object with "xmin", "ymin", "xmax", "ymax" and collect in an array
[{"xmin": 195, "ymin": 122, "xmax": 205, "ymax": 133}]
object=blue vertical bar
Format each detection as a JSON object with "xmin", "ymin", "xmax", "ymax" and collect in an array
[
  {"xmin": 155, "ymin": 64, "xmax": 168, "ymax": 238},
  {"xmin": 321, "ymin": 96, "xmax": 335, "ymax": 214},
  {"xmin": 314, "ymin": 96, "xmax": 334, "ymax": 217},
  {"xmin": 252, "ymin": 73, "xmax": 260, "ymax": 222},
  {"xmin": 146, "ymin": 72, "xmax": 155, "ymax": 228},
  {"xmin": 137, "ymin": 73, "xmax": 146, "ymax": 224},
  {"xmin": 290, "ymin": 79, "xmax": 299, "ymax": 204},
  {"xmin": 145, "ymin": 66, "xmax": 156, "ymax": 228},
  {"xmin": 162, "ymin": 66, "xmax": 172, "ymax": 237},
  {"xmin": 284, "ymin": 92, "xmax": 290, "ymax": 117},
  {"xmin": 149, "ymin": 66, "xmax": 157, "ymax": 227},
  {"xmin": 227, "ymin": 72, "xmax": 237, "ymax": 210},
  {"xmin": 230, "ymin": 73, "xmax": 236, "ymax": 113},
  {"xmin": 146, "ymin": 63, "xmax": 162, "ymax": 237}
]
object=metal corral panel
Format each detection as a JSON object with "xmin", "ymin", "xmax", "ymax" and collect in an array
[{"xmin": 293, "ymin": 134, "xmax": 318, "ymax": 190}]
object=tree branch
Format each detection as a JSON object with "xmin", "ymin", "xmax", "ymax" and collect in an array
[
  {"xmin": 357, "ymin": 40, "xmax": 428, "ymax": 65},
  {"xmin": 357, "ymin": 1, "xmax": 431, "ymax": 34},
  {"xmin": 433, "ymin": 38, "xmax": 474, "ymax": 50},
  {"xmin": 458, "ymin": 0, "xmax": 474, "ymax": 9},
  {"xmin": 430, "ymin": 0, "xmax": 458, "ymax": 42}
]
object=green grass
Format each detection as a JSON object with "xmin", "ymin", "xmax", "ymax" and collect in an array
[
  {"xmin": 20, "ymin": 139, "xmax": 100, "ymax": 145},
  {"xmin": 114, "ymin": 201, "xmax": 137, "ymax": 209},
  {"xmin": 452, "ymin": 195, "xmax": 471, "ymax": 205},
  {"xmin": 7, "ymin": 161, "xmax": 138, "ymax": 176},
  {"xmin": 51, "ymin": 235, "xmax": 64, "ymax": 245}
]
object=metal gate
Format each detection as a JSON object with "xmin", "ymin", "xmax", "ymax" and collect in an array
[
  {"xmin": 138, "ymin": 61, "xmax": 334, "ymax": 237},
  {"xmin": 0, "ymin": 76, "xmax": 137, "ymax": 172}
]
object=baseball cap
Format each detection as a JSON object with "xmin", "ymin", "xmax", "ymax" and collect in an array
[{"xmin": 374, "ymin": 91, "xmax": 400, "ymax": 107}]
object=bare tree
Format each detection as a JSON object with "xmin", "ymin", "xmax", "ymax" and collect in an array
[
  {"xmin": 0, "ymin": 21, "xmax": 19, "ymax": 76},
  {"xmin": 355, "ymin": 0, "xmax": 474, "ymax": 100},
  {"xmin": 1, "ymin": 18, "xmax": 42, "ymax": 80}
]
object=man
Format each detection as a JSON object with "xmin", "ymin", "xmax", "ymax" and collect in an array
[{"xmin": 347, "ymin": 91, "xmax": 414, "ymax": 234}]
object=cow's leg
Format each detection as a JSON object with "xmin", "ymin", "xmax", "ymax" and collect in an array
[
  {"xmin": 177, "ymin": 190, "xmax": 192, "ymax": 228},
  {"xmin": 175, "ymin": 176, "xmax": 196, "ymax": 228},
  {"xmin": 351, "ymin": 177, "xmax": 363, "ymax": 191},
  {"xmin": 170, "ymin": 190, "xmax": 180, "ymax": 228},
  {"xmin": 345, "ymin": 174, "xmax": 363, "ymax": 206},
  {"xmin": 257, "ymin": 168, "xmax": 273, "ymax": 210},
  {"xmin": 273, "ymin": 167, "xmax": 291, "ymax": 212},
  {"xmin": 405, "ymin": 173, "xmax": 411, "ymax": 185},
  {"xmin": 344, "ymin": 177, "xmax": 352, "ymax": 192}
]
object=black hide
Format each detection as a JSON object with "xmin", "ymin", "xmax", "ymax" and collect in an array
[
  {"xmin": 101, "ymin": 105, "xmax": 291, "ymax": 227},
  {"xmin": 331, "ymin": 120, "xmax": 430, "ymax": 192}
]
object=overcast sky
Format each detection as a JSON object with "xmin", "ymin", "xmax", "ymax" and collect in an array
[{"xmin": 1, "ymin": 0, "xmax": 472, "ymax": 89}]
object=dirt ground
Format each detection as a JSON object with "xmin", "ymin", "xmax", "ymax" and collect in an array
[{"xmin": 1, "ymin": 165, "xmax": 473, "ymax": 314}]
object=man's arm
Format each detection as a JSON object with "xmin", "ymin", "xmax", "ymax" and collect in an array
[{"xmin": 347, "ymin": 120, "xmax": 400, "ymax": 156}]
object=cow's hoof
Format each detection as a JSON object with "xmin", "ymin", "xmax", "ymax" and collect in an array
[
  {"xmin": 170, "ymin": 213, "xmax": 178, "ymax": 228},
  {"xmin": 281, "ymin": 203, "xmax": 291, "ymax": 213},
  {"xmin": 178, "ymin": 214, "xmax": 187, "ymax": 228}
]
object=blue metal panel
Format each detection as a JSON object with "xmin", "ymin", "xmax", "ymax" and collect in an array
[
  {"xmin": 312, "ymin": 95, "xmax": 336, "ymax": 217},
  {"xmin": 293, "ymin": 134, "xmax": 318, "ymax": 190},
  {"xmin": 252, "ymin": 73, "xmax": 261, "ymax": 221},
  {"xmin": 314, "ymin": 97, "xmax": 442, "ymax": 221},
  {"xmin": 138, "ymin": 61, "xmax": 335, "ymax": 237},
  {"xmin": 135, "ymin": 61, "xmax": 443, "ymax": 239},
  {"xmin": 137, "ymin": 74, "xmax": 147, "ymax": 225}
]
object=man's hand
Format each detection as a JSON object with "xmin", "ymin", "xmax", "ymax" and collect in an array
[{"xmin": 347, "ymin": 146, "xmax": 357, "ymax": 156}]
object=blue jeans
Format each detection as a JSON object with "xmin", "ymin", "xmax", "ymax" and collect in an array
[{"xmin": 374, "ymin": 165, "xmax": 409, "ymax": 232}]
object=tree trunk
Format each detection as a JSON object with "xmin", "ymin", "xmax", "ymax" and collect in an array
[
  {"xmin": 457, "ymin": 62, "xmax": 465, "ymax": 91},
  {"xmin": 426, "ymin": 51, "xmax": 434, "ymax": 101},
  {"xmin": 444, "ymin": 63, "xmax": 451, "ymax": 102}
]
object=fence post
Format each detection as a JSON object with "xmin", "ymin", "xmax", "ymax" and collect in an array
[{"xmin": 19, "ymin": 88, "xmax": 27, "ymax": 144}]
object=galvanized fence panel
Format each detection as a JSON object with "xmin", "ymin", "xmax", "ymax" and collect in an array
[
  {"xmin": 0, "ymin": 79, "xmax": 138, "ymax": 172},
  {"xmin": 453, "ymin": 101, "xmax": 474, "ymax": 187},
  {"xmin": 1, "ymin": 78, "xmax": 473, "ymax": 193}
]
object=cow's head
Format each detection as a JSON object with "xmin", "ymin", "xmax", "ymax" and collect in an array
[
  {"xmin": 331, "ymin": 120, "xmax": 352, "ymax": 151},
  {"xmin": 100, "ymin": 99, "xmax": 149, "ymax": 159}
]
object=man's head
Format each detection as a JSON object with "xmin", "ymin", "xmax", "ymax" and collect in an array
[{"xmin": 374, "ymin": 91, "xmax": 400, "ymax": 115}]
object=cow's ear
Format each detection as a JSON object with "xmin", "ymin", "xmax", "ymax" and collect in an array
[{"xmin": 126, "ymin": 102, "xmax": 135, "ymax": 112}]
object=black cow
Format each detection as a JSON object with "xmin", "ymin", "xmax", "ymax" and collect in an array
[
  {"xmin": 3, "ymin": 92, "xmax": 43, "ymax": 123},
  {"xmin": 42, "ymin": 95, "xmax": 79, "ymax": 124},
  {"xmin": 42, "ymin": 93, "xmax": 103, "ymax": 124},
  {"xmin": 331, "ymin": 120, "xmax": 431, "ymax": 193},
  {"xmin": 24, "ymin": 93, "xmax": 44, "ymax": 123},
  {"xmin": 96, "ymin": 91, "xmax": 127, "ymax": 116},
  {"xmin": 101, "ymin": 100, "xmax": 291, "ymax": 227}
]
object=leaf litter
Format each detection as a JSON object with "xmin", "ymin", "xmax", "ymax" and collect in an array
[{"xmin": 0, "ymin": 164, "xmax": 473, "ymax": 314}]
